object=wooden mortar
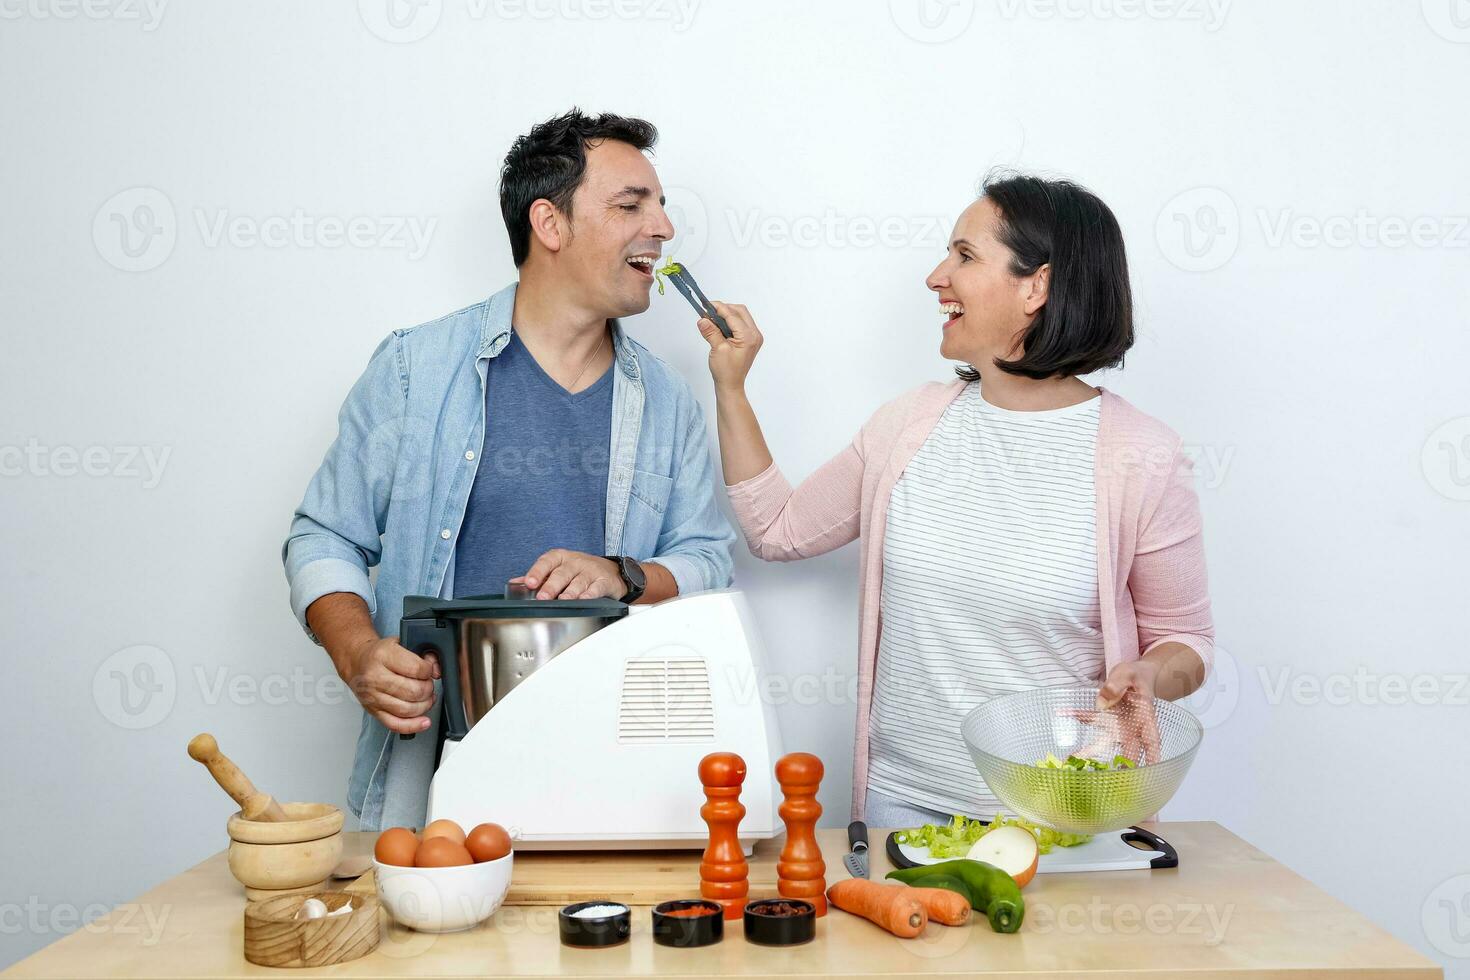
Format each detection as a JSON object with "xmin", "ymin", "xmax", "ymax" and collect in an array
[
  {"xmin": 226, "ymin": 802, "xmax": 344, "ymax": 897},
  {"xmin": 243, "ymin": 891, "xmax": 379, "ymax": 968}
]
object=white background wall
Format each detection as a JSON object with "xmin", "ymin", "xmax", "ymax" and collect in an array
[{"xmin": 2, "ymin": 0, "xmax": 1467, "ymax": 973}]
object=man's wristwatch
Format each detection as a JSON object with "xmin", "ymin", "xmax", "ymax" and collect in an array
[{"xmin": 606, "ymin": 555, "xmax": 647, "ymax": 603}]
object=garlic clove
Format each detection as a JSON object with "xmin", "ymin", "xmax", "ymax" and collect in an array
[{"xmin": 296, "ymin": 898, "xmax": 328, "ymax": 920}]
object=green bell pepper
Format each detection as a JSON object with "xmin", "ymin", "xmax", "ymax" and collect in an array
[{"xmin": 887, "ymin": 859, "xmax": 1025, "ymax": 933}]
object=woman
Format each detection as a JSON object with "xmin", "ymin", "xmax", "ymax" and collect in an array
[{"xmin": 693, "ymin": 173, "xmax": 1214, "ymax": 829}]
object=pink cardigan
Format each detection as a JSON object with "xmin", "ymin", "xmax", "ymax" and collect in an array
[{"xmin": 725, "ymin": 381, "xmax": 1215, "ymax": 820}]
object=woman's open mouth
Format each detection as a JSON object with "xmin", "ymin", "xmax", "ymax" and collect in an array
[
  {"xmin": 627, "ymin": 255, "xmax": 656, "ymax": 279},
  {"xmin": 940, "ymin": 302, "xmax": 964, "ymax": 327}
]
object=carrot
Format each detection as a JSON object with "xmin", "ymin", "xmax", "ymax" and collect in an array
[
  {"xmin": 825, "ymin": 879, "xmax": 927, "ymax": 938},
  {"xmin": 904, "ymin": 886, "xmax": 972, "ymax": 927}
]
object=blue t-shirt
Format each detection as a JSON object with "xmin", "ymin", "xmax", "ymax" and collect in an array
[{"xmin": 453, "ymin": 329, "xmax": 614, "ymax": 598}]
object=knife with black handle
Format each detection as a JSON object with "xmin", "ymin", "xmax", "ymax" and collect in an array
[{"xmin": 843, "ymin": 820, "xmax": 870, "ymax": 878}]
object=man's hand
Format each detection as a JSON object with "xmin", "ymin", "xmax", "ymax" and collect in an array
[
  {"xmin": 306, "ymin": 592, "xmax": 442, "ymax": 735},
  {"xmin": 341, "ymin": 636, "xmax": 440, "ymax": 735},
  {"xmin": 517, "ymin": 549, "xmax": 625, "ymax": 600}
]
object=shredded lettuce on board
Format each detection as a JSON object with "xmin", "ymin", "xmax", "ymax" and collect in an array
[{"xmin": 893, "ymin": 812, "xmax": 1092, "ymax": 856}]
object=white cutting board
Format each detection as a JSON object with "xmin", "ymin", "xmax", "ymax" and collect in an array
[{"xmin": 891, "ymin": 827, "xmax": 1173, "ymax": 874}]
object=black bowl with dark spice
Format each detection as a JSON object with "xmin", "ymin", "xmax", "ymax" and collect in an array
[{"xmin": 743, "ymin": 898, "xmax": 816, "ymax": 946}]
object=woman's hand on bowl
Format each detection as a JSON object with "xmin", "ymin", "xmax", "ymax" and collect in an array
[
  {"xmin": 1064, "ymin": 661, "xmax": 1163, "ymax": 764},
  {"xmin": 696, "ymin": 300, "xmax": 762, "ymax": 393}
]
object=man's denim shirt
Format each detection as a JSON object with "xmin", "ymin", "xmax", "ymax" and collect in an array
[{"xmin": 282, "ymin": 283, "xmax": 736, "ymax": 826}]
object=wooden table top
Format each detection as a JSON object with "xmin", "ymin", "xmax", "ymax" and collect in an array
[{"xmin": 2, "ymin": 822, "xmax": 1441, "ymax": 978}]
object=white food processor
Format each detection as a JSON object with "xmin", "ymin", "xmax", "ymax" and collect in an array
[{"xmin": 399, "ymin": 589, "xmax": 784, "ymax": 852}]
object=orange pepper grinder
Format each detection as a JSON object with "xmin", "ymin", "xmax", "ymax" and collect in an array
[
  {"xmin": 698, "ymin": 752, "xmax": 749, "ymax": 920},
  {"xmin": 775, "ymin": 752, "xmax": 827, "ymax": 915}
]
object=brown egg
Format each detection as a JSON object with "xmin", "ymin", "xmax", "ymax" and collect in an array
[
  {"xmin": 373, "ymin": 827, "xmax": 419, "ymax": 867},
  {"xmin": 422, "ymin": 818, "xmax": 466, "ymax": 846},
  {"xmin": 414, "ymin": 836, "xmax": 474, "ymax": 868},
  {"xmin": 465, "ymin": 823, "xmax": 512, "ymax": 863}
]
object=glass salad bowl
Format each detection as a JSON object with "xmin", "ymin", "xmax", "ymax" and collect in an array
[{"xmin": 961, "ymin": 686, "xmax": 1204, "ymax": 835}]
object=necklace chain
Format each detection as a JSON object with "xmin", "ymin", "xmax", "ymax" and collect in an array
[{"xmin": 567, "ymin": 331, "xmax": 607, "ymax": 392}]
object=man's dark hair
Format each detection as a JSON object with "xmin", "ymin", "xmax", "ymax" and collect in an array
[
  {"xmin": 499, "ymin": 108, "xmax": 659, "ymax": 267},
  {"xmin": 960, "ymin": 170, "xmax": 1134, "ymax": 381}
]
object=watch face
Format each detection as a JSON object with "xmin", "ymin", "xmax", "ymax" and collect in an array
[{"xmin": 624, "ymin": 557, "xmax": 646, "ymax": 590}]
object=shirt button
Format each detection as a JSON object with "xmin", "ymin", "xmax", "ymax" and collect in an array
[
  {"xmin": 440, "ymin": 529, "xmax": 451, "ymax": 540},
  {"xmin": 465, "ymin": 451, "xmax": 475, "ymax": 461}
]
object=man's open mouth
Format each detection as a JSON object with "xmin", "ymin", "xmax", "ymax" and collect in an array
[
  {"xmin": 940, "ymin": 302, "xmax": 964, "ymax": 326},
  {"xmin": 627, "ymin": 255, "xmax": 656, "ymax": 278}
]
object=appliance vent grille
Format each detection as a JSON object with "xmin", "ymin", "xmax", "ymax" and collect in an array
[{"xmin": 617, "ymin": 658, "xmax": 715, "ymax": 743}]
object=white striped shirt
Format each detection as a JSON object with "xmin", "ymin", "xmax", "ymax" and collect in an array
[{"xmin": 867, "ymin": 382, "xmax": 1105, "ymax": 817}]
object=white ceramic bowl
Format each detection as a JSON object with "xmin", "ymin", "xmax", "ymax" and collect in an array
[{"xmin": 373, "ymin": 853, "xmax": 513, "ymax": 933}]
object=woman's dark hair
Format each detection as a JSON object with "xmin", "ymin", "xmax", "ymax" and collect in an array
[
  {"xmin": 499, "ymin": 108, "xmax": 658, "ymax": 267},
  {"xmin": 958, "ymin": 170, "xmax": 1133, "ymax": 381}
]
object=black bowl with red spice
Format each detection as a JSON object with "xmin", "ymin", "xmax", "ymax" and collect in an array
[
  {"xmin": 743, "ymin": 898, "xmax": 816, "ymax": 946},
  {"xmin": 651, "ymin": 899, "xmax": 724, "ymax": 948}
]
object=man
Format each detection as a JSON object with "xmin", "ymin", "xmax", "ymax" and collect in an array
[{"xmin": 283, "ymin": 109, "xmax": 736, "ymax": 829}]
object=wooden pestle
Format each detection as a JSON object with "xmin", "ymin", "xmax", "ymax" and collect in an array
[
  {"xmin": 187, "ymin": 733, "xmax": 289, "ymax": 822},
  {"xmin": 242, "ymin": 792, "xmax": 285, "ymax": 822}
]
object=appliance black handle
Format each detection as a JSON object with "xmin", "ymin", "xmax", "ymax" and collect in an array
[
  {"xmin": 398, "ymin": 617, "xmax": 467, "ymax": 741},
  {"xmin": 847, "ymin": 820, "xmax": 869, "ymax": 853},
  {"xmin": 1121, "ymin": 825, "xmax": 1179, "ymax": 869}
]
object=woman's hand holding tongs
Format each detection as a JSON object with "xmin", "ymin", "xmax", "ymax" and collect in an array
[
  {"xmin": 693, "ymin": 300, "xmax": 775, "ymax": 485},
  {"xmin": 696, "ymin": 300, "xmax": 764, "ymax": 394}
]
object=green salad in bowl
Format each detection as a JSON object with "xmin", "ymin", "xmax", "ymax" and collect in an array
[{"xmin": 960, "ymin": 688, "xmax": 1204, "ymax": 835}]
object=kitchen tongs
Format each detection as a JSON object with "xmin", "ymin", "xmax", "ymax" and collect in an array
[{"xmin": 665, "ymin": 264, "xmax": 733, "ymax": 339}]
